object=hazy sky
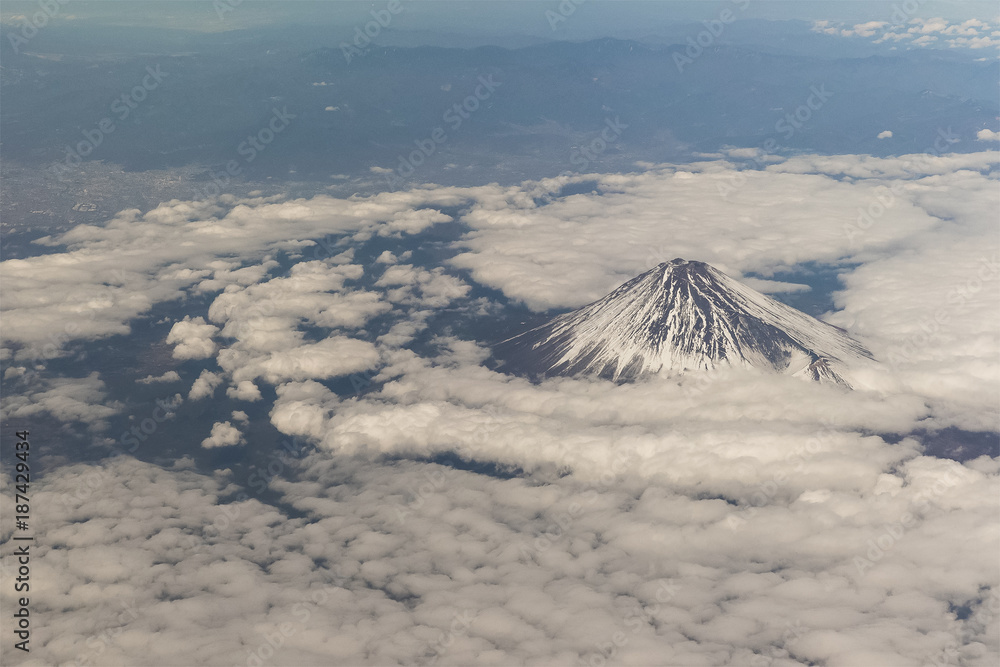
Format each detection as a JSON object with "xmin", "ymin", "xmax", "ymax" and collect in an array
[{"xmin": 3, "ymin": 0, "xmax": 998, "ymax": 34}]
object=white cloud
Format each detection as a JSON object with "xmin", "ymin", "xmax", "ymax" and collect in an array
[
  {"xmin": 3, "ymin": 152, "xmax": 995, "ymax": 440},
  {"xmin": 136, "ymin": 370, "xmax": 181, "ymax": 384},
  {"xmin": 450, "ymin": 153, "xmax": 996, "ymax": 311},
  {"xmin": 0, "ymin": 190, "xmax": 461, "ymax": 358},
  {"xmin": 977, "ymin": 128, "xmax": 1000, "ymax": 141},
  {"xmin": 219, "ymin": 336, "xmax": 380, "ymax": 385},
  {"xmin": 201, "ymin": 260, "xmax": 391, "ymax": 388},
  {"xmin": 877, "ymin": 130, "xmax": 893, "ymax": 139},
  {"xmin": 200, "ymin": 421, "xmax": 246, "ymax": 448},
  {"xmin": 908, "ymin": 17, "xmax": 950, "ymax": 35},
  {"xmin": 165, "ymin": 316, "xmax": 219, "ymax": 360},
  {"xmin": 208, "ymin": 261, "xmax": 388, "ymax": 338},
  {"xmin": 188, "ymin": 369, "xmax": 223, "ymax": 400},
  {"xmin": 3, "ymin": 151, "xmax": 998, "ymax": 666},
  {"xmin": 7, "ymin": 443, "xmax": 994, "ymax": 666},
  {"xmin": 847, "ymin": 20, "xmax": 887, "ymax": 37},
  {"xmin": 376, "ymin": 264, "xmax": 471, "ymax": 308},
  {"xmin": 1, "ymin": 372, "xmax": 120, "ymax": 430},
  {"xmin": 226, "ymin": 380, "xmax": 262, "ymax": 402},
  {"xmin": 269, "ymin": 380, "xmax": 338, "ymax": 439},
  {"xmin": 738, "ymin": 277, "xmax": 811, "ymax": 294},
  {"xmin": 815, "ymin": 17, "xmax": 998, "ymax": 49}
]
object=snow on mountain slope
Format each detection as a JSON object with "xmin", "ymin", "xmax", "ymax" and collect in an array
[{"xmin": 493, "ymin": 258, "xmax": 875, "ymax": 387}]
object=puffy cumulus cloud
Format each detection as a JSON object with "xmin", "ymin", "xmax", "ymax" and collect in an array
[
  {"xmin": 219, "ymin": 336, "xmax": 380, "ymax": 386},
  {"xmin": 846, "ymin": 20, "xmax": 887, "ymax": 37},
  {"xmin": 192, "ymin": 258, "xmax": 280, "ymax": 294},
  {"xmin": 375, "ymin": 264, "xmax": 471, "ymax": 308},
  {"xmin": 908, "ymin": 17, "xmax": 951, "ymax": 35},
  {"xmin": 136, "ymin": 370, "xmax": 181, "ymax": 384},
  {"xmin": 200, "ymin": 421, "xmax": 246, "ymax": 448},
  {"xmin": 449, "ymin": 152, "xmax": 996, "ymax": 311},
  {"xmin": 269, "ymin": 380, "xmax": 339, "ymax": 440},
  {"xmin": 377, "ymin": 312, "xmax": 434, "ymax": 348},
  {"xmin": 0, "ymin": 189, "xmax": 465, "ymax": 359},
  {"xmin": 4, "ymin": 151, "xmax": 997, "ymax": 665},
  {"xmin": 817, "ymin": 164, "xmax": 999, "ymax": 431},
  {"xmin": 266, "ymin": 340, "xmax": 999, "ymax": 665},
  {"xmin": 1, "ymin": 371, "xmax": 120, "ymax": 430},
  {"xmin": 208, "ymin": 261, "xmax": 388, "ymax": 340},
  {"xmin": 10, "ymin": 442, "xmax": 994, "ymax": 665},
  {"xmin": 376, "ymin": 250, "xmax": 400, "ymax": 264},
  {"xmin": 815, "ymin": 16, "xmax": 999, "ymax": 48},
  {"xmin": 829, "ymin": 242, "xmax": 999, "ymax": 431},
  {"xmin": 978, "ymin": 128, "xmax": 1000, "ymax": 142},
  {"xmin": 877, "ymin": 130, "xmax": 893, "ymax": 139},
  {"xmin": 269, "ymin": 342, "xmax": 931, "ymax": 494},
  {"xmin": 202, "ymin": 260, "xmax": 390, "ymax": 388},
  {"xmin": 227, "ymin": 380, "xmax": 263, "ymax": 402},
  {"xmin": 188, "ymin": 369, "xmax": 223, "ymax": 400},
  {"xmin": 3, "ymin": 366, "xmax": 27, "ymax": 380},
  {"xmin": 165, "ymin": 316, "xmax": 219, "ymax": 360}
]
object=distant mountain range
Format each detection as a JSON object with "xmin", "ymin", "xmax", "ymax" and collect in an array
[
  {"xmin": 494, "ymin": 258, "xmax": 874, "ymax": 387},
  {"xmin": 1, "ymin": 31, "xmax": 995, "ymax": 180}
]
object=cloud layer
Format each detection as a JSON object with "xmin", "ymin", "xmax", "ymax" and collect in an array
[
  {"xmin": 1, "ymin": 150, "xmax": 996, "ymax": 666},
  {"xmin": 1, "ymin": 444, "xmax": 995, "ymax": 666}
]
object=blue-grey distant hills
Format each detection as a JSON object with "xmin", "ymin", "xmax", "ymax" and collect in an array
[{"xmin": 0, "ymin": 27, "xmax": 995, "ymax": 182}]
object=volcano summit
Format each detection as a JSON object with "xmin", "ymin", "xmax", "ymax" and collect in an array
[{"xmin": 494, "ymin": 259, "xmax": 875, "ymax": 387}]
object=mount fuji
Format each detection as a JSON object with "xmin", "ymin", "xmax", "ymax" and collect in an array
[{"xmin": 493, "ymin": 259, "xmax": 875, "ymax": 388}]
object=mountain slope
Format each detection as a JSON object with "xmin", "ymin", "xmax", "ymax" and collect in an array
[{"xmin": 493, "ymin": 258, "xmax": 874, "ymax": 387}]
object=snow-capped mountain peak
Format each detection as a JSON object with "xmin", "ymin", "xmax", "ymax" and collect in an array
[{"xmin": 493, "ymin": 258, "xmax": 874, "ymax": 387}]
